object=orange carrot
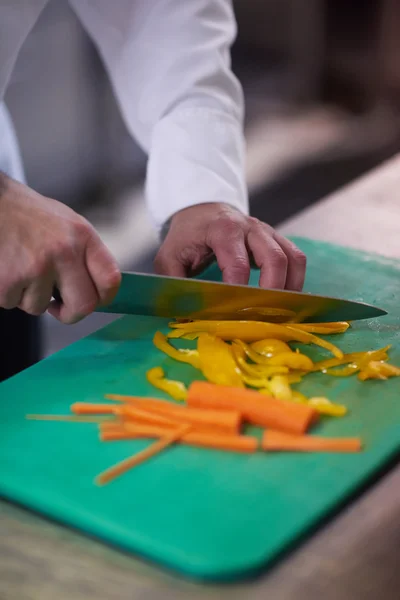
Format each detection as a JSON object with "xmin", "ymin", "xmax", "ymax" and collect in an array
[
  {"xmin": 187, "ymin": 381, "xmax": 317, "ymax": 435},
  {"xmin": 114, "ymin": 405, "xmax": 180, "ymax": 428},
  {"xmin": 262, "ymin": 430, "xmax": 362, "ymax": 453},
  {"xmin": 105, "ymin": 395, "xmax": 241, "ymax": 434},
  {"xmin": 26, "ymin": 414, "xmax": 112, "ymax": 423},
  {"xmin": 71, "ymin": 403, "xmax": 116, "ymax": 415},
  {"xmin": 100, "ymin": 423, "xmax": 258, "ymax": 453},
  {"xmin": 96, "ymin": 424, "xmax": 190, "ymax": 485}
]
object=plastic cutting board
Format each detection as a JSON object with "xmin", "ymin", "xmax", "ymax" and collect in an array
[{"xmin": 0, "ymin": 238, "xmax": 399, "ymax": 580}]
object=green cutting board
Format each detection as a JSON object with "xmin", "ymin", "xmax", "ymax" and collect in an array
[{"xmin": 1, "ymin": 238, "xmax": 399, "ymax": 580}]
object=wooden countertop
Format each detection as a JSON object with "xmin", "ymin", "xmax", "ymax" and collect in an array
[{"xmin": 1, "ymin": 156, "xmax": 400, "ymax": 600}]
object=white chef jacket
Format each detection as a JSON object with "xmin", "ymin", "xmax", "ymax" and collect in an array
[{"xmin": 0, "ymin": 0, "xmax": 248, "ymax": 229}]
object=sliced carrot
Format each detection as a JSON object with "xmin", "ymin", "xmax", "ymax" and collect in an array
[
  {"xmin": 100, "ymin": 423, "xmax": 258, "ymax": 453},
  {"xmin": 187, "ymin": 381, "xmax": 317, "ymax": 435},
  {"xmin": 26, "ymin": 414, "xmax": 112, "ymax": 423},
  {"xmin": 96, "ymin": 424, "xmax": 190, "ymax": 485},
  {"xmin": 262, "ymin": 430, "xmax": 362, "ymax": 453},
  {"xmin": 70, "ymin": 403, "xmax": 116, "ymax": 415},
  {"xmin": 105, "ymin": 395, "xmax": 241, "ymax": 434},
  {"xmin": 105, "ymin": 393, "xmax": 157, "ymax": 403},
  {"xmin": 114, "ymin": 405, "xmax": 180, "ymax": 428}
]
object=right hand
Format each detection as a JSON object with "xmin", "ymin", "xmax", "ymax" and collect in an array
[{"xmin": 0, "ymin": 173, "xmax": 121, "ymax": 324}]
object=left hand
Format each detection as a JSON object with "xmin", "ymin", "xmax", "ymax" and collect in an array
[{"xmin": 154, "ymin": 203, "xmax": 306, "ymax": 290}]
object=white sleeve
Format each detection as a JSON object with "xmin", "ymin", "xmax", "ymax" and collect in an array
[{"xmin": 69, "ymin": 0, "xmax": 248, "ymax": 229}]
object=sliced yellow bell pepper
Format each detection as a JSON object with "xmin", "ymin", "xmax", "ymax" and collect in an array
[
  {"xmin": 146, "ymin": 367, "xmax": 187, "ymax": 401},
  {"xmin": 313, "ymin": 345, "xmax": 390, "ymax": 373},
  {"xmin": 287, "ymin": 372, "xmax": 305, "ymax": 384},
  {"xmin": 291, "ymin": 390, "xmax": 309, "ymax": 404},
  {"xmin": 197, "ymin": 333, "xmax": 244, "ymax": 387},
  {"xmin": 285, "ymin": 390, "xmax": 347, "ymax": 416},
  {"xmin": 231, "ymin": 342, "xmax": 288, "ymax": 379},
  {"xmin": 293, "ymin": 322, "xmax": 350, "ymax": 334},
  {"xmin": 167, "ymin": 330, "xmax": 201, "ymax": 340},
  {"xmin": 266, "ymin": 375, "xmax": 292, "ymax": 401},
  {"xmin": 250, "ymin": 339, "xmax": 292, "ymax": 358},
  {"xmin": 325, "ymin": 364, "xmax": 359, "ymax": 377},
  {"xmin": 153, "ymin": 331, "xmax": 200, "ymax": 369},
  {"xmin": 378, "ymin": 362, "xmax": 400, "ymax": 377},
  {"xmin": 358, "ymin": 361, "xmax": 387, "ymax": 381},
  {"xmin": 307, "ymin": 397, "xmax": 347, "ymax": 417},
  {"xmin": 169, "ymin": 320, "xmax": 343, "ymax": 358},
  {"xmin": 268, "ymin": 351, "xmax": 314, "ymax": 371}
]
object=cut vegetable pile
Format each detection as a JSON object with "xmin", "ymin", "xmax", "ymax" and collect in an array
[{"xmin": 27, "ymin": 319, "xmax": 400, "ymax": 485}]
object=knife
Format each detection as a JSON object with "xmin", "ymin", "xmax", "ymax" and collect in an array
[{"xmin": 53, "ymin": 271, "xmax": 386, "ymax": 323}]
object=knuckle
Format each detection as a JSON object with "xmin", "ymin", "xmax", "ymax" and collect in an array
[
  {"xmin": 291, "ymin": 248, "xmax": 307, "ymax": 268},
  {"xmin": 231, "ymin": 256, "xmax": 250, "ymax": 273},
  {"xmin": 270, "ymin": 248, "xmax": 288, "ymax": 269},
  {"xmin": 248, "ymin": 216, "xmax": 262, "ymax": 228},
  {"xmin": 103, "ymin": 268, "xmax": 121, "ymax": 291},
  {"xmin": 213, "ymin": 215, "xmax": 242, "ymax": 238},
  {"xmin": 73, "ymin": 217, "xmax": 94, "ymax": 240},
  {"xmin": 25, "ymin": 257, "xmax": 49, "ymax": 281},
  {"xmin": 52, "ymin": 237, "xmax": 77, "ymax": 262}
]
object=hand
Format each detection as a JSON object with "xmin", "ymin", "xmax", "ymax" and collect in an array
[
  {"xmin": 0, "ymin": 173, "xmax": 121, "ymax": 323},
  {"xmin": 155, "ymin": 203, "xmax": 306, "ymax": 290}
]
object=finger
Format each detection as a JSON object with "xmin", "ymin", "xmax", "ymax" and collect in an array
[
  {"xmin": 154, "ymin": 245, "xmax": 188, "ymax": 278},
  {"xmin": 247, "ymin": 224, "xmax": 288, "ymax": 289},
  {"xmin": 47, "ymin": 267, "xmax": 98, "ymax": 324},
  {"xmin": 207, "ymin": 219, "xmax": 250, "ymax": 285},
  {"xmin": 18, "ymin": 276, "xmax": 53, "ymax": 316},
  {"xmin": 273, "ymin": 234, "xmax": 307, "ymax": 291},
  {"xmin": 85, "ymin": 232, "xmax": 121, "ymax": 306},
  {"xmin": 0, "ymin": 281, "xmax": 24, "ymax": 310}
]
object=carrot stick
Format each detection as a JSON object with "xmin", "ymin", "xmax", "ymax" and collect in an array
[
  {"xmin": 187, "ymin": 381, "xmax": 318, "ymax": 435},
  {"xmin": 26, "ymin": 414, "xmax": 113, "ymax": 423},
  {"xmin": 105, "ymin": 395, "xmax": 241, "ymax": 434},
  {"xmin": 96, "ymin": 424, "xmax": 190, "ymax": 485},
  {"xmin": 71, "ymin": 403, "xmax": 116, "ymax": 415},
  {"xmin": 262, "ymin": 430, "xmax": 362, "ymax": 453},
  {"xmin": 100, "ymin": 423, "xmax": 258, "ymax": 453},
  {"xmin": 114, "ymin": 405, "xmax": 180, "ymax": 428}
]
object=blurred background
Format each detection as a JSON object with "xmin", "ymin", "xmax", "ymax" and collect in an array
[{"xmin": 5, "ymin": 0, "xmax": 400, "ymax": 356}]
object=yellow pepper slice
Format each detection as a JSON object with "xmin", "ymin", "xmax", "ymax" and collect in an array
[
  {"xmin": 293, "ymin": 322, "xmax": 350, "ymax": 334},
  {"xmin": 307, "ymin": 397, "xmax": 347, "ymax": 417},
  {"xmin": 153, "ymin": 331, "xmax": 200, "ymax": 369},
  {"xmin": 197, "ymin": 334, "xmax": 244, "ymax": 387},
  {"xmin": 291, "ymin": 390, "xmax": 309, "ymax": 404},
  {"xmin": 358, "ymin": 361, "xmax": 387, "ymax": 381},
  {"xmin": 285, "ymin": 390, "xmax": 347, "ymax": 416},
  {"xmin": 313, "ymin": 346, "xmax": 390, "ymax": 373},
  {"xmin": 231, "ymin": 342, "xmax": 288, "ymax": 379},
  {"xmin": 268, "ymin": 352, "xmax": 314, "ymax": 371},
  {"xmin": 287, "ymin": 372, "xmax": 305, "ymax": 384},
  {"xmin": 378, "ymin": 362, "xmax": 400, "ymax": 377},
  {"xmin": 266, "ymin": 375, "xmax": 292, "ymax": 401},
  {"xmin": 250, "ymin": 339, "xmax": 292, "ymax": 358},
  {"xmin": 169, "ymin": 321, "xmax": 343, "ymax": 358},
  {"xmin": 167, "ymin": 330, "xmax": 201, "ymax": 340},
  {"xmin": 146, "ymin": 367, "xmax": 187, "ymax": 401}
]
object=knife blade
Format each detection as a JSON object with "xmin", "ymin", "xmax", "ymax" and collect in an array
[{"xmin": 89, "ymin": 271, "xmax": 387, "ymax": 323}]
